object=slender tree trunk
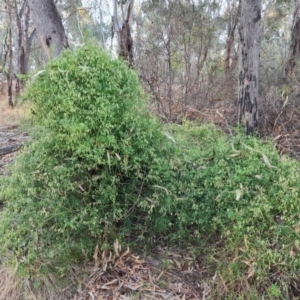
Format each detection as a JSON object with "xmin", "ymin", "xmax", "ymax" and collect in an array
[
  {"xmin": 24, "ymin": 5, "xmax": 36, "ymax": 74},
  {"xmin": 6, "ymin": 1, "xmax": 14, "ymax": 107},
  {"xmin": 225, "ymin": 0, "xmax": 240, "ymax": 74},
  {"xmin": 195, "ymin": 45, "xmax": 208, "ymax": 82},
  {"xmin": 112, "ymin": 0, "xmax": 134, "ymax": 67},
  {"xmin": 0, "ymin": 29, "xmax": 8, "ymax": 74},
  {"xmin": 285, "ymin": 2, "xmax": 300, "ymax": 77},
  {"xmin": 15, "ymin": 0, "xmax": 26, "ymax": 95},
  {"xmin": 27, "ymin": 0, "xmax": 69, "ymax": 60},
  {"xmin": 119, "ymin": 20, "xmax": 134, "ymax": 67},
  {"xmin": 15, "ymin": 1, "xmax": 35, "ymax": 94},
  {"xmin": 238, "ymin": 0, "xmax": 261, "ymax": 135}
]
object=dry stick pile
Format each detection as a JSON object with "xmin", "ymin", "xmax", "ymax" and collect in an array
[{"xmin": 75, "ymin": 240, "xmax": 208, "ymax": 300}]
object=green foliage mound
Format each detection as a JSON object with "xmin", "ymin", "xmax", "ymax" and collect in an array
[
  {"xmin": 0, "ymin": 45, "xmax": 172, "ymax": 273},
  {"xmin": 0, "ymin": 45, "xmax": 300, "ymax": 296},
  {"xmin": 169, "ymin": 123, "xmax": 300, "ymax": 296}
]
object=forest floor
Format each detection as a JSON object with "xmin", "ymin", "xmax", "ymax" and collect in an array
[{"xmin": 0, "ymin": 98, "xmax": 30, "ymax": 176}]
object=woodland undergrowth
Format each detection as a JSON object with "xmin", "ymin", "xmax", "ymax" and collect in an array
[{"xmin": 0, "ymin": 45, "xmax": 300, "ymax": 299}]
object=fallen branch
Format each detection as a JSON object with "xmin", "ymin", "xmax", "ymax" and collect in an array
[
  {"xmin": 0, "ymin": 143, "xmax": 23, "ymax": 156},
  {"xmin": 0, "ymin": 132, "xmax": 25, "ymax": 142}
]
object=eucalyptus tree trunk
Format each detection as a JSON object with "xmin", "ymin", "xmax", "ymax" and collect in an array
[
  {"xmin": 15, "ymin": 0, "xmax": 26, "ymax": 77},
  {"xmin": 112, "ymin": 0, "xmax": 134, "ymax": 67},
  {"xmin": 238, "ymin": 0, "xmax": 261, "ymax": 135},
  {"xmin": 6, "ymin": 0, "xmax": 13, "ymax": 106},
  {"xmin": 0, "ymin": 29, "xmax": 8, "ymax": 74},
  {"xmin": 27, "ymin": 0, "xmax": 69, "ymax": 60},
  {"xmin": 15, "ymin": 0, "xmax": 35, "ymax": 94},
  {"xmin": 285, "ymin": 2, "xmax": 300, "ymax": 77},
  {"xmin": 225, "ymin": 0, "xmax": 240, "ymax": 74}
]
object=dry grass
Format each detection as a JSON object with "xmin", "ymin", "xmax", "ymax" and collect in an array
[
  {"xmin": 0, "ymin": 267, "xmax": 25, "ymax": 300},
  {"xmin": 0, "ymin": 85, "xmax": 30, "ymax": 127},
  {"xmin": 0, "ymin": 267, "xmax": 75, "ymax": 300}
]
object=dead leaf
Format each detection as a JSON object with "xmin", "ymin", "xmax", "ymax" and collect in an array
[
  {"xmin": 236, "ymin": 189, "xmax": 242, "ymax": 201},
  {"xmin": 247, "ymin": 264, "xmax": 255, "ymax": 279},
  {"xmin": 93, "ymin": 245, "xmax": 100, "ymax": 268},
  {"xmin": 123, "ymin": 283, "xmax": 144, "ymax": 290},
  {"xmin": 103, "ymin": 279, "xmax": 119, "ymax": 286},
  {"xmin": 273, "ymin": 135, "xmax": 282, "ymax": 141},
  {"xmin": 243, "ymin": 260, "xmax": 255, "ymax": 279},
  {"xmin": 88, "ymin": 291, "xmax": 95, "ymax": 300},
  {"xmin": 107, "ymin": 151, "xmax": 111, "ymax": 170},
  {"xmin": 261, "ymin": 153, "xmax": 273, "ymax": 168},
  {"xmin": 114, "ymin": 239, "xmax": 120, "ymax": 257},
  {"xmin": 120, "ymin": 247, "xmax": 130, "ymax": 258},
  {"xmin": 295, "ymin": 222, "xmax": 300, "ymax": 234}
]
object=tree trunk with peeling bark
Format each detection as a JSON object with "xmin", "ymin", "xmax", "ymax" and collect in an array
[
  {"xmin": 238, "ymin": 0, "xmax": 261, "ymax": 135},
  {"xmin": 119, "ymin": 20, "xmax": 133, "ymax": 67},
  {"xmin": 27, "ymin": 0, "xmax": 69, "ymax": 60},
  {"xmin": 112, "ymin": 0, "xmax": 134, "ymax": 67}
]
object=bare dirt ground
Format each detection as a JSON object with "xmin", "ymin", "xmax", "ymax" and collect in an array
[{"xmin": 0, "ymin": 93, "xmax": 30, "ymax": 176}]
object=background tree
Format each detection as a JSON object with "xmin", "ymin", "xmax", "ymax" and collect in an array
[
  {"xmin": 285, "ymin": 1, "xmax": 300, "ymax": 77},
  {"xmin": 4, "ymin": 0, "xmax": 14, "ymax": 106},
  {"xmin": 0, "ymin": 30, "xmax": 8, "ymax": 75},
  {"xmin": 14, "ymin": 0, "xmax": 36, "ymax": 94},
  {"xmin": 238, "ymin": 0, "xmax": 261, "ymax": 134},
  {"xmin": 224, "ymin": 0, "xmax": 240, "ymax": 74},
  {"xmin": 27, "ymin": 0, "xmax": 69, "ymax": 60},
  {"xmin": 135, "ymin": 0, "xmax": 222, "ymax": 121},
  {"xmin": 0, "ymin": 0, "xmax": 299, "ymax": 139},
  {"xmin": 112, "ymin": 0, "xmax": 134, "ymax": 66}
]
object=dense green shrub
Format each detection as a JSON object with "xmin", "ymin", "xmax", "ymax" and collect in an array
[
  {"xmin": 0, "ymin": 45, "xmax": 300, "ymax": 292},
  {"xmin": 0, "ymin": 45, "xmax": 173, "ymax": 274},
  {"xmin": 167, "ymin": 123, "xmax": 300, "ymax": 290}
]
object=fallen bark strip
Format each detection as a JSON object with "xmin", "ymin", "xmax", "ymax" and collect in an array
[
  {"xmin": 0, "ymin": 132, "xmax": 24, "ymax": 142},
  {"xmin": 0, "ymin": 143, "xmax": 23, "ymax": 156}
]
